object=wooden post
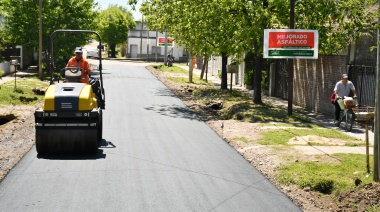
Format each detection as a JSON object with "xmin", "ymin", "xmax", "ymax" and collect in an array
[
  {"xmin": 230, "ymin": 72, "xmax": 233, "ymax": 91},
  {"xmin": 366, "ymin": 121, "xmax": 370, "ymax": 174}
]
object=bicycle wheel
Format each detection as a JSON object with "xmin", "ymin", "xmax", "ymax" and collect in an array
[
  {"xmin": 345, "ymin": 110, "xmax": 354, "ymax": 131},
  {"xmin": 336, "ymin": 111, "xmax": 344, "ymax": 127}
]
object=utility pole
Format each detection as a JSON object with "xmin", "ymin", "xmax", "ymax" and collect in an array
[
  {"xmin": 140, "ymin": 16, "xmax": 143, "ymax": 59},
  {"xmin": 374, "ymin": 12, "xmax": 380, "ymax": 182},
  {"xmin": 164, "ymin": 29, "xmax": 168, "ymax": 66},
  {"xmin": 38, "ymin": 0, "xmax": 43, "ymax": 79},
  {"xmin": 147, "ymin": 26, "xmax": 149, "ymax": 62},
  {"xmin": 288, "ymin": 0, "xmax": 295, "ymax": 116},
  {"xmin": 189, "ymin": 45, "xmax": 193, "ymax": 83},
  {"xmin": 155, "ymin": 30, "xmax": 158, "ymax": 62}
]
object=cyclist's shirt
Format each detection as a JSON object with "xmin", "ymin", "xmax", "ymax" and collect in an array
[{"xmin": 334, "ymin": 80, "xmax": 355, "ymax": 98}]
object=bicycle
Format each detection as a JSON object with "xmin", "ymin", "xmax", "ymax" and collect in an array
[{"xmin": 336, "ymin": 97, "xmax": 357, "ymax": 131}]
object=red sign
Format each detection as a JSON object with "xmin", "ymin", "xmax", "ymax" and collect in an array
[
  {"xmin": 264, "ymin": 29, "xmax": 318, "ymax": 59},
  {"xmin": 268, "ymin": 31, "xmax": 315, "ymax": 49},
  {"xmin": 158, "ymin": 37, "xmax": 174, "ymax": 46}
]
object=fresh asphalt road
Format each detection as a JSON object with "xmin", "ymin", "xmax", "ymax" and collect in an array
[{"xmin": 0, "ymin": 60, "xmax": 300, "ymax": 212}]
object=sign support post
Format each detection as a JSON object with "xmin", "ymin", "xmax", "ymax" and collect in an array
[{"xmin": 288, "ymin": 0, "xmax": 295, "ymax": 115}]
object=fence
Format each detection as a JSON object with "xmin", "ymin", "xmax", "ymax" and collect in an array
[{"xmin": 272, "ymin": 55, "xmax": 377, "ymax": 116}]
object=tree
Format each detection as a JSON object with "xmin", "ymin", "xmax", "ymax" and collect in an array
[
  {"xmin": 0, "ymin": 7, "xmax": 5, "ymax": 62},
  {"xmin": 0, "ymin": 25, "xmax": 5, "ymax": 63},
  {"xmin": 136, "ymin": 0, "xmax": 251, "ymax": 89},
  {"xmin": 132, "ymin": 0, "xmax": 377, "ymax": 103},
  {"xmin": 294, "ymin": 0, "xmax": 377, "ymax": 55},
  {"xmin": 0, "ymin": 0, "xmax": 98, "ymax": 68},
  {"xmin": 96, "ymin": 5, "xmax": 135, "ymax": 58}
]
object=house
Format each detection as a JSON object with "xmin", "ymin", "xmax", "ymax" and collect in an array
[
  {"xmin": 0, "ymin": 14, "xmax": 24, "ymax": 74},
  {"xmin": 127, "ymin": 21, "xmax": 188, "ymax": 62}
]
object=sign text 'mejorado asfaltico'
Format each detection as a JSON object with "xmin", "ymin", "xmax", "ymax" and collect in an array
[{"xmin": 263, "ymin": 29, "xmax": 319, "ymax": 59}]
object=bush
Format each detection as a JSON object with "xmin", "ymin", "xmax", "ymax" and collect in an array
[
  {"xmin": 312, "ymin": 179, "xmax": 334, "ymax": 194},
  {"xmin": 243, "ymin": 69, "xmax": 269, "ymax": 89},
  {"xmin": 262, "ymin": 69, "xmax": 269, "ymax": 90},
  {"xmin": 0, "ymin": 70, "xmax": 4, "ymax": 77},
  {"xmin": 244, "ymin": 70, "xmax": 253, "ymax": 85}
]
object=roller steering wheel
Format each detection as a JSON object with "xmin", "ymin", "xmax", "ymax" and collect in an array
[{"xmin": 65, "ymin": 66, "xmax": 87, "ymax": 74}]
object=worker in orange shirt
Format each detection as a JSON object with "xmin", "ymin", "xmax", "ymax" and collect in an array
[
  {"xmin": 192, "ymin": 55, "xmax": 196, "ymax": 69},
  {"xmin": 66, "ymin": 47, "xmax": 91, "ymax": 84}
]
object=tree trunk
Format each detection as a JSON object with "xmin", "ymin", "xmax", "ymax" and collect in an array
[
  {"xmin": 200, "ymin": 60, "xmax": 206, "ymax": 79},
  {"xmin": 205, "ymin": 60, "xmax": 208, "ymax": 83},
  {"xmin": 110, "ymin": 44, "xmax": 117, "ymax": 58},
  {"xmin": 200, "ymin": 55, "xmax": 209, "ymax": 80},
  {"xmin": 221, "ymin": 53, "xmax": 228, "ymax": 89},
  {"xmin": 253, "ymin": 42, "xmax": 262, "ymax": 104}
]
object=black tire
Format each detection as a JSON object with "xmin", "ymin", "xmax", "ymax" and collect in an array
[
  {"xmin": 345, "ymin": 110, "xmax": 354, "ymax": 132},
  {"xmin": 336, "ymin": 111, "xmax": 344, "ymax": 127},
  {"xmin": 35, "ymin": 134, "xmax": 45, "ymax": 155},
  {"xmin": 97, "ymin": 111, "xmax": 103, "ymax": 143}
]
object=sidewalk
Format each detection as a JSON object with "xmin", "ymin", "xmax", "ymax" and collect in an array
[{"xmin": 178, "ymin": 65, "xmax": 375, "ymax": 155}]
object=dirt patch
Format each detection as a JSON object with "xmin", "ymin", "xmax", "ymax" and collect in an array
[
  {"xmin": 0, "ymin": 104, "xmax": 40, "ymax": 180},
  {"xmin": 288, "ymin": 135, "xmax": 364, "ymax": 146},
  {"xmin": 0, "ymin": 114, "xmax": 17, "ymax": 125},
  {"xmin": 148, "ymin": 66, "xmax": 380, "ymax": 212}
]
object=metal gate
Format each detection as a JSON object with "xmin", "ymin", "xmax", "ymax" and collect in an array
[
  {"xmin": 274, "ymin": 59, "xmax": 288, "ymax": 99},
  {"xmin": 348, "ymin": 63, "xmax": 376, "ymax": 107}
]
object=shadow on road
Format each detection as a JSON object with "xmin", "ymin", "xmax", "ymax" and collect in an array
[
  {"xmin": 145, "ymin": 104, "xmax": 199, "ymax": 121},
  {"xmin": 37, "ymin": 150, "xmax": 106, "ymax": 160},
  {"xmin": 155, "ymin": 87, "xmax": 177, "ymax": 98},
  {"xmin": 98, "ymin": 139, "xmax": 116, "ymax": 148},
  {"xmin": 36, "ymin": 140, "xmax": 116, "ymax": 160}
]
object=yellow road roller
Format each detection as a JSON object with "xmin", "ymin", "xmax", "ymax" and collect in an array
[{"xmin": 34, "ymin": 30, "xmax": 105, "ymax": 154}]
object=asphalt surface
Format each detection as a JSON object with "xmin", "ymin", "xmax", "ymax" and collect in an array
[{"xmin": 0, "ymin": 60, "xmax": 300, "ymax": 211}]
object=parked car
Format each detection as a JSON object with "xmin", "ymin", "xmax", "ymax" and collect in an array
[{"xmin": 86, "ymin": 49, "xmax": 99, "ymax": 59}]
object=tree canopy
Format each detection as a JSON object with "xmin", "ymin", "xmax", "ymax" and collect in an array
[
  {"xmin": 0, "ymin": 0, "xmax": 97, "ymax": 66},
  {"xmin": 96, "ymin": 5, "xmax": 136, "ymax": 58},
  {"xmin": 132, "ymin": 0, "xmax": 378, "ymax": 102}
]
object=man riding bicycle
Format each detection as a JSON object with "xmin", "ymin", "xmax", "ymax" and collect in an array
[{"xmin": 334, "ymin": 73, "xmax": 357, "ymax": 126}]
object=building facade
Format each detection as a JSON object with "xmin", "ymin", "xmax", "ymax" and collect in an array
[{"xmin": 127, "ymin": 21, "xmax": 188, "ymax": 62}]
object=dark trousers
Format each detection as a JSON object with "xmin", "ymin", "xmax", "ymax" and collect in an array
[{"xmin": 334, "ymin": 100, "xmax": 342, "ymax": 121}]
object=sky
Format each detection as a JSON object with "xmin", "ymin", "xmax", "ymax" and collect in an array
[{"xmin": 95, "ymin": 0, "xmax": 142, "ymax": 20}]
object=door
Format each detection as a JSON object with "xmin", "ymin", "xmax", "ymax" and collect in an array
[{"xmin": 130, "ymin": 44, "xmax": 138, "ymax": 58}]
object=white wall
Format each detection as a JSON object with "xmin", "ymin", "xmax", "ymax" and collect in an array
[
  {"xmin": 0, "ymin": 62, "xmax": 11, "ymax": 75},
  {"xmin": 209, "ymin": 55, "xmax": 245, "ymax": 85}
]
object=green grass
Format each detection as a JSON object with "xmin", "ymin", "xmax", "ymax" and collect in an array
[
  {"xmin": 367, "ymin": 205, "xmax": 380, "ymax": 212},
  {"xmin": 257, "ymin": 126, "xmax": 359, "ymax": 146},
  {"xmin": 277, "ymin": 153, "xmax": 373, "ymax": 195},
  {"xmin": 259, "ymin": 123, "xmax": 319, "ymax": 128},
  {"xmin": 192, "ymin": 87, "xmax": 311, "ymax": 123},
  {"xmin": 155, "ymin": 64, "xmax": 187, "ymax": 74},
  {"xmin": 0, "ymin": 79, "xmax": 48, "ymax": 105},
  {"xmin": 23, "ymin": 70, "xmax": 61, "ymax": 81},
  {"xmin": 235, "ymin": 137, "xmax": 252, "ymax": 143},
  {"xmin": 156, "ymin": 64, "xmax": 212, "ymax": 85}
]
